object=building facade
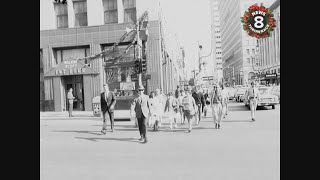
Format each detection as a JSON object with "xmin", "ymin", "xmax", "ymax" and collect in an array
[
  {"xmin": 218, "ymin": 0, "xmax": 275, "ymax": 87},
  {"xmin": 210, "ymin": 0, "xmax": 223, "ymax": 84},
  {"xmin": 257, "ymin": 0, "xmax": 280, "ymax": 85},
  {"xmin": 40, "ymin": 0, "xmax": 177, "ymax": 112}
]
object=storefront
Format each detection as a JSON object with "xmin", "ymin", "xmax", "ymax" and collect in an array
[
  {"xmin": 44, "ymin": 58, "xmax": 99, "ymax": 112},
  {"xmin": 264, "ymin": 73, "xmax": 278, "ymax": 85}
]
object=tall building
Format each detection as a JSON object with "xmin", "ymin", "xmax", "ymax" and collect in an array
[
  {"xmin": 210, "ymin": 0, "xmax": 223, "ymax": 84},
  {"xmin": 40, "ymin": 0, "xmax": 177, "ymax": 111},
  {"xmin": 257, "ymin": 0, "xmax": 280, "ymax": 85},
  {"xmin": 217, "ymin": 0, "xmax": 275, "ymax": 86}
]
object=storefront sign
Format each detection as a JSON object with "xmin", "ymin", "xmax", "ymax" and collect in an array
[
  {"xmin": 265, "ymin": 73, "xmax": 277, "ymax": 78},
  {"xmin": 44, "ymin": 58, "xmax": 99, "ymax": 77}
]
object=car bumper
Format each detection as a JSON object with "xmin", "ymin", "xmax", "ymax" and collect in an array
[{"xmin": 257, "ymin": 101, "xmax": 279, "ymax": 106}]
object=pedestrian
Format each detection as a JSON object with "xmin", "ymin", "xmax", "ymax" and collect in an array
[
  {"xmin": 204, "ymin": 89, "xmax": 210, "ymax": 117},
  {"xmin": 100, "ymin": 84, "xmax": 116, "ymax": 134},
  {"xmin": 67, "ymin": 88, "xmax": 75, "ymax": 117},
  {"xmin": 130, "ymin": 85, "xmax": 151, "ymax": 143},
  {"xmin": 164, "ymin": 92, "xmax": 179, "ymax": 129},
  {"xmin": 192, "ymin": 86, "xmax": 203, "ymax": 125},
  {"xmin": 175, "ymin": 85, "xmax": 181, "ymax": 99},
  {"xmin": 210, "ymin": 84, "xmax": 223, "ymax": 129},
  {"xmin": 148, "ymin": 91, "xmax": 158, "ymax": 130},
  {"xmin": 154, "ymin": 88, "xmax": 164, "ymax": 128},
  {"xmin": 182, "ymin": 88, "xmax": 197, "ymax": 133},
  {"xmin": 220, "ymin": 84, "xmax": 229, "ymax": 118},
  {"xmin": 178, "ymin": 90, "xmax": 186, "ymax": 124},
  {"xmin": 246, "ymin": 81, "xmax": 260, "ymax": 121}
]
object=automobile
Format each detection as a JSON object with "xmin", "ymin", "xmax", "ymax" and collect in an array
[
  {"xmin": 225, "ymin": 87, "xmax": 236, "ymax": 100},
  {"xmin": 270, "ymin": 85, "xmax": 280, "ymax": 103},
  {"xmin": 244, "ymin": 86, "xmax": 279, "ymax": 109},
  {"xmin": 234, "ymin": 88, "xmax": 247, "ymax": 102}
]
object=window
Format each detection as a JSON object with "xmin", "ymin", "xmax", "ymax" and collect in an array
[
  {"xmin": 73, "ymin": 0, "xmax": 87, "ymax": 27},
  {"xmin": 246, "ymin": 49, "xmax": 250, "ymax": 54},
  {"xmin": 103, "ymin": 0, "xmax": 118, "ymax": 24},
  {"xmin": 54, "ymin": 3, "xmax": 68, "ymax": 28},
  {"xmin": 252, "ymin": 49, "xmax": 255, "ymax": 54},
  {"xmin": 123, "ymin": 0, "xmax": 136, "ymax": 23},
  {"xmin": 247, "ymin": 58, "xmax": 250, "ymax": 63}
]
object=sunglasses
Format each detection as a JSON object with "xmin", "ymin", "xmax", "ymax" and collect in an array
[{"xmin": 138, "ymin": 89, "xmax": 144, "ymax": 91}]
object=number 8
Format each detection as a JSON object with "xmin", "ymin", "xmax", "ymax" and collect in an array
[{"xmin": 254, "ymin": 16, "xmax": 264, "ymax": 29}]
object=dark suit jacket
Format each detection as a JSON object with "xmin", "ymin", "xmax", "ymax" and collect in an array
[
  {"xmin": 131, "ymin": 94, "xmax": 151, "ymax": 118},
  {"xmin": 100, "ymin": 91, "xmax": 116, "ymax": 113}
]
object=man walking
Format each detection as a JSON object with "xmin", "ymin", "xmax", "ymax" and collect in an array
[
  {"xmin": 192, "ymin": 86, "xmax": 203, "ymax": 125},
  {"xmin": 210, "ymin": 84, "xmax": 223, "ymax": 129},
  {"xmin": 67, "ymin": 88, "xmax": 75, "ymax": 117},
  {"xmin": 100, "ymin": 84, "xmax": 116, "ymax": 134},
  {"xmin": 131, "ymin": 85, "xmax": 151, "ymax": 143},
  {"xmin": 220, "ymin": 85, "xmax": 229, "ymax": 118},
  {"xmin": 246, "ymin": 81, "xmax": 260, "ymax": 121}
]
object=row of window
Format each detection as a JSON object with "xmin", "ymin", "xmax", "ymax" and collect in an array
[
  {"xmin": 215, "ymin": 36, "xmax": 221, "ymax": 39},
  {"xmin": 246, "ymin": 48, "xmax": 255, "ymax": 54},
  {"xmin": 216, "ymin": 52, "xmax": 222, "ymax": 54},
  {"xmin": 54, "ymin": 0, "xmax": 136, "ymax": 28}
]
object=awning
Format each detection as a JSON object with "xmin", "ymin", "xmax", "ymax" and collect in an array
[{"xmin": 44, "ymin": 57, "xmax": 99, "ymax": 77}]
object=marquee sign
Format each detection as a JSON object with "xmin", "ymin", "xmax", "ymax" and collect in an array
[{"xmin": 44, "ymin": 57, "xmax": 99, "ymax": 77}]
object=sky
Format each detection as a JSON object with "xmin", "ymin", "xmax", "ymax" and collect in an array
[{"xmin": 159, "ymin": 0, "xmax": 212, "ymax": 73}]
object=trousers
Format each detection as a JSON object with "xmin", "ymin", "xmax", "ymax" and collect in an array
[
  {"xmin": 211, "ymin": 103, "xmax": 222, "ymax": 124},
  {"xmin": 137, "ymin": 114, "xmax": 147, "ymax": 138},
  {"xmin": 102, "ymin": 111, "xmax": 114, "ymax": 130}
]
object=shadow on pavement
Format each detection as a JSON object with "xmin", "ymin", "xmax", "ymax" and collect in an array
[
  {"xmin": 228, "ymin": 106, "xmax": 248, "ymax": 112},
  {"xmin": 52, "ymin": 130, "xmax": 102, "ymax": 135},
  {"xmin": 75, "ymin": 137, "xmax": 141, "ymax": 143},
  {"xmin": 222, "ymin": 120, "xmax": 253, "ymax": 122}
]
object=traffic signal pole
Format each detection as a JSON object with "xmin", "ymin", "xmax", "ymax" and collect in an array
[{"xmin": 137, "ymin": 22, "xmax": 143, "ymax": 87}]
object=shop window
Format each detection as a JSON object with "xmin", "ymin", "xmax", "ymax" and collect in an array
[
  {"xmin": 103, "ymin": 0, "xmax": 118, "ymax": 24},
  {"xmin": 54, "ymin": 2, "xmax": 68, "ymax": 28},
  {"xmin": 74, "ymin": 0, "xmax": 88, "ymax": 27}
]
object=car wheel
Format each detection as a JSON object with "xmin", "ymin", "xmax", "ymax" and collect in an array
[{"xmin": 272, "ymin": 105, "xmax": 275, "ymax": 109}]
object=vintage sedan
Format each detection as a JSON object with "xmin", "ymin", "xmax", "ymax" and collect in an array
[
  {"xmin": 225, "ymin": 87, "xmax": 236, "ymax": 100},
  {"xmin": 234, "ymin": 88, "xmax": 247, "ymax": 102},
  {"xmin": 244, "ymin": 87, "xmax": 279, "ymax": 109}
]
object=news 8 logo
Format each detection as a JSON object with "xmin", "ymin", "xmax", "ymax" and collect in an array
[{"xmin": 250, "ymin": 13, "xmax": 267, "ymax": 30}]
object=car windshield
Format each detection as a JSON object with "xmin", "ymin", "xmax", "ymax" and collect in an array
[{"xmin": 259, "ymin": 87, "xmax": 271, "ymax": 95}]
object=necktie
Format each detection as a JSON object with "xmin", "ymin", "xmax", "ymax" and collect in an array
[{"xmin": 253, "ymin": 88, "xmax": 255, "ymax": 98}]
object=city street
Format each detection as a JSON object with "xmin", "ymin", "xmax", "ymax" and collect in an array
[{"xmin": 40, "ymin": 100, "xmax": 280, "ymax": 180}]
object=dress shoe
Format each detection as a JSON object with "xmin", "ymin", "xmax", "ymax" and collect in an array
[
  {"xmin": 252, "ymin": 118, "xmax": 255, "ymax": 121},
  {"xmin": 139, "ymin": 137, "xmax": 144, "ymax": 141},
  {"xmin": 143, "ymin": 138, "xmax": 148, "ymax": 143},
  {"xmin": 111, "ymin": 129, "xmax": 114, "ymax": 132},
  {"xmin": 101, "ymin": 129, "xmax": 106, "ymax": 134}
]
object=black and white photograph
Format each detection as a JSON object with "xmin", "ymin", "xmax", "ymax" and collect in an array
[{"xmin": 40, "ymin": 0, "xmax": 280, "ymax": 179}]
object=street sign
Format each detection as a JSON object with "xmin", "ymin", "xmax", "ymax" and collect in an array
[{"xmin": 202, "ymin": 76, "xmax": 214, "ymax": 81}]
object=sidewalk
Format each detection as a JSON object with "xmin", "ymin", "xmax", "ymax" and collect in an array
[
  {"xmin": 40, "ymin": 110, "xmax": 131, "ymax": 120},
  {"xmin": 40, "ymin": 110, "xmax": 177, "ymax": 123}
]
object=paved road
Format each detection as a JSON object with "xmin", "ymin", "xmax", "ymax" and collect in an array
[{"xmin": 40, "ymin": 100, "xmax": 280, "ymax": 180}]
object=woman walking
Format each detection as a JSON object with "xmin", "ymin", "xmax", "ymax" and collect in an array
[
  {"xmin": 182, "ymin": 88, "xmax": 197, "ymax": 133},
  {"xmin": 164, "ymin": 92, "xmax": 179, "ymax": 129},
  {"xmin": 178, "ymin": 90, "xmax": 186, "ymax": 124}
]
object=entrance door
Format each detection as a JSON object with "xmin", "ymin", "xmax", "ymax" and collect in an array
[{"xmin": 64, "ymin": 75, "xmax": 84, "ymax": 111}]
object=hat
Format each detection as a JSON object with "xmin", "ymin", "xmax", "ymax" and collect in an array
[{"xmin": 137, "ymin": 85, "xmax": 145, "ymax": 90}]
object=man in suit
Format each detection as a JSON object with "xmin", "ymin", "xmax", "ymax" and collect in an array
[
  {"xmin": 100, "ymin": 84, "xmax": 116, "ymax": 134},
  {"xmin": 131, "ymin": 85, "xmax": 151, "ymax": 143},
  {"xmin": 67, "ymin": 88, "xmax": 75, "ymax": 117}
]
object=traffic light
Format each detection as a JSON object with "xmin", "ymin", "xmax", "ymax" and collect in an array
[
  {"xmin": 141, "ymin": 59, "xmax": 147, "ymax": 73},
  {"xmin": 134, "ymin": 59, "xmax": 141, "ymax": 73}
]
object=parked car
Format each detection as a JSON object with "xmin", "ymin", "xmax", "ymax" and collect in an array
[
  {"xmin": 244, "ymin": 87, "xmax": 279, "ymax": 109},
  {"xmin": 234, "ymin": 88, "xmax": 247, "ymax": 102},
  {"xmin": 225, "ymin": 87, "xmax": 236, "ymax": 100},
  {"xmin": 270, "ymin": 85, "xmax": 280, "ymax": 103}
]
